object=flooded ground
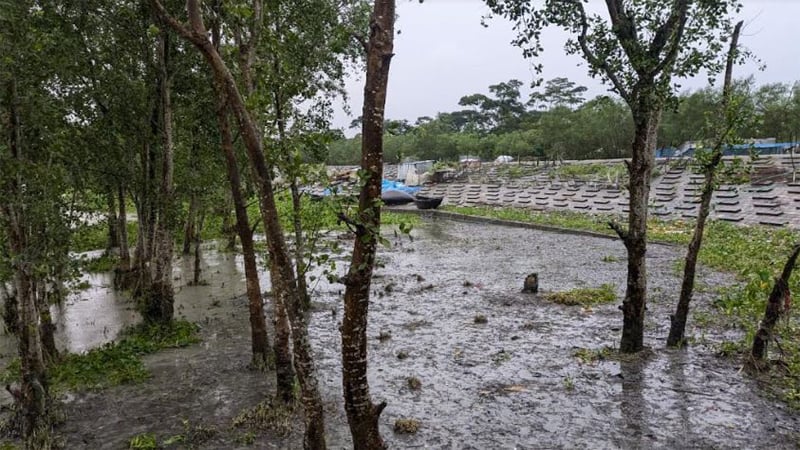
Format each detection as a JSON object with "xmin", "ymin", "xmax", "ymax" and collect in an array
[{"xmin": 4, "ymin": 216, "xmax": 800, "ymax": 448}]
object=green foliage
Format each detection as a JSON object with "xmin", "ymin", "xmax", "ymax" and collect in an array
[
  {"xmin": 78, "ymin": 253, "xmax": 119, "ymax": 273},
  {"xmin": 552, "ymin": 163, "xmax": 626, "ymax": 180},
  {"xmin": 51, "ymin": 321, "xmax": 199, "ymax": 390},
  {"xmin": 128, "ymin": 433, "xmax": 157, "ymax": 450},
  {"xmin": 232, "ymin": 399, "xmax": 295, "ymax": 436},
  {"xmin": 544, "ymin": 284, "xmax": 617, "ymax": 306},
  {"xmin": 2, "ymin": 321, "xmax": 199, "ymax": 391},
  {"xmin": 71, "ymin": 221, "xmax": 138, "ymax": 254},
  {"xmin": 573, "ymin": 346, "xmax": 615, "ymax": 364}
]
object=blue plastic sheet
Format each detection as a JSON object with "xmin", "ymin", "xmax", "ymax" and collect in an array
[{"xmin": 381, "ymin": 179, "xmax": 420, "ymax": 194}]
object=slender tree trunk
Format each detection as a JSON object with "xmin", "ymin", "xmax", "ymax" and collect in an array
[
  {"xmin": 618, "ymin": 105, "xmax": 660, "ymax": 354},
  {"xmin": 667, "ymin": 21, "xmax": 743, "ymax": 347},
  {"xmin": 35, "ymin": 281, "xmax": 58, "ymax": 364},
  {"xmin": 106, "ymin": 188, "xmax": 119, "ymax": 253},
  {"xmin": 155, "ymin": 3, "xmax": 327, "ymax": 446},
  {"xmin": 341, "ymin": 1, "xmax": 395, "ymax": 447},
  {"xmin": 273, "ymin": 85, "xmax": 311, "ymax": 309},
  {"xmin": 209, "ymin": 11, "xmax": 287, "ymax": 385},
  {"xmin": 3, "ymin": 78, "xmax": 51, "ymax": 447},
  {"xmin": 221, "ymin": 195, "xmax": 237, "ymax": 251},
  {"xmin": 147, "ymin": 27, "xmax": 175, "ymax": 323},
  {"xmin": 118, "ymin": 184, "xmax": 130, "ymax": 270},
  {"xmin": 290, "ymin": 182, "xmax": 311, "ymax": 308},
  {"xmin": 183, "ymin": 193, "xmax": 198, "ymax": 255},
  {"xmin": 750, "ymin": 244, "xmax": 800, "ymax": 367},
  {"xmin": 192, "ymin": 210, "xmax": 204, "ymax": 285}
]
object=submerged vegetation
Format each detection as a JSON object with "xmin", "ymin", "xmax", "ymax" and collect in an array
[
  {"xmin": 2, "ymin": 321, "xmax": 199, "ymax": 391},
  {"xmin": 544, "ymin": 284, "xmax": 617, "ymax": 307}
]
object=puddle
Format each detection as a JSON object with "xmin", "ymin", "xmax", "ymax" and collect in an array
[{"xmin": 4, "ymin": 217, "xmax": 799, "ymax": 447}]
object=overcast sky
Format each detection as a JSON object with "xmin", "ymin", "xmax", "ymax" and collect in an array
[{"xmin": 333, "ymin": 0, "xmax": 800, "ymax": 134}]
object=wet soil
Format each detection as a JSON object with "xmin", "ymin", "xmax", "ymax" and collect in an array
[{"xmin": 5, "ymin": 216, "xmax": 800, "ymax": 448}]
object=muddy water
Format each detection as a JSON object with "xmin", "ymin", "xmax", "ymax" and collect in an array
[{"xmin": 8, "ymin": 217, "xmax": 800, "ymax": 448}]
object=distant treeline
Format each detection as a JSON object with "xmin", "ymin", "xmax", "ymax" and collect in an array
[{"xmin": 327, "ymin": 77, "xmax": 800, "ymax": 164}]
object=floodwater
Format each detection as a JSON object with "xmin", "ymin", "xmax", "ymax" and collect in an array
[{"xmin": 4, "ymin": 216, "xmax": 800, "ymax": 448}]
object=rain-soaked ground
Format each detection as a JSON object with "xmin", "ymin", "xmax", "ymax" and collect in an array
[{"xmin": 4, "ymin": 216, "xmax": 800, "ymax": 448}]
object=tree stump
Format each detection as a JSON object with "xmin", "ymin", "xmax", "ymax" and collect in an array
[{"xmin": 522, "ymin": 273, "xmax": 539, "ymax": 294}]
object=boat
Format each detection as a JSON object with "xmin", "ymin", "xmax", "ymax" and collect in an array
[
  {"xmin": 414, "ymin": 195, "xmax": 443, "ymax": 210},
  {"xmin": 382, "ymin": 189, "xmax": 417, "ymax": 205}
]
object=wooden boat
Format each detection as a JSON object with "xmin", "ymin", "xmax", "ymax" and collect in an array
[
  {"xmin": 382, "ymin": 189, "xmax": 417, "ymax": 206},
  {"xmin": 414, "ymin": 195, "xmax": 443, "ymax": 210}
]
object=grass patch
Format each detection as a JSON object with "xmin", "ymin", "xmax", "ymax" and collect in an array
[
  {"xmin": 552, "ymin": 163, "xmax": 626, "ymax": 180},
  {"xmin": 544, "ymin": 284, "xmax": 617, "ymax": 307},
  {"xmin": 1, "ymin": 321, "xmax": 199, "ymax": 391},
  {"xmin": 128, "ymin": 433, "xmax": 157, "ymax": 450},
  {"xmin": 444, "ymin": 205, "xmax": 615, "ymax": 235},
  {"xmin": 78, "ymin": 253, "xmax": 119, "ymax": 273},
  {"xmin": 71, "ymin": 221, "xmax": 138, "ymax": 253},
  {"xmin": 393, "ymin": 418, "xmax": 421, "ymax": 434},
  {"xmin": 573, "ymin": 346, "xmax": 615, "ymax": 364},
  {"xmin": 232, "ymin": 399, "xmax": 295, "ymax": 437}
]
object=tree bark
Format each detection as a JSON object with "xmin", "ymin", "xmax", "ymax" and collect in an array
[
  {"xmin": 106, "ymin": 188, "xmax": 120, "ymax": 253},
  {"xmin": 35, "ymin": 282, "xmax": 58, "ymax": 364},
  {"xmin": 146, "ymin": 25, "xmax": 175, "ymax": 323},
  {"xmin": 183, "ymin": 192, "xmax": 198, "ymax": 255},
  {"xmin": 618, "ymin": 103, "xmax": 660, "ymax": 354},
  {"xmin": 340, "ymin": 1, "xmax": 395, "ymax": 447},
  {"xmin": 750, "ymin": 244, "xmax": 800, "ymax": 366},
  {"xmin": 118, "ymin": 184, "xmax": 131, "ymax": 271},
  {"xmin": 213, "ymin": 90, "xmax": 279, "ymax": 373},
  {"xmin": 3, "ymin": 77, "xmax": 51, "ymax": 447},
  {"xmin": 154, "ymin": 2, "xmax": 328, "ymax": 445},
  {"xmin": 272, "ymin": 80, "xmax": 311, "ymax": 310},
  {"xmin": 192, "ymin": 210, "xmax": 204, "ymax": 285},
  {"xmin": 667, "ymin": 21, "xmax": 743, "ymax": 347}
]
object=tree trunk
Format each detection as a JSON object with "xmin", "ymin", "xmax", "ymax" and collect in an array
[
  {"xmin": 273, "ymin": 83, "xmax": 311, "ymax": 310},
  {"xmin": 3, "ymin": 77, "xmax": 51, "ymax": 447},
  {"xmin": 290, "ymin": 182, "xmax": 311, "ymax": 309},
  {"xmin": 35, "ymin": 281, "xmax": 58, "ymax": 364},
  {"xmin": 106, "ymin": 188, "xmax": 119, "ymax": 253},
  {"xmin": 209, "ymin": 12, "xmax": 288, "ymax": 390},
  {"xmin": 118, "ymin": 184, "xmax": 131, "ymax": 270},
  {"xmin": 750, "ymin": 244, "xmax": 800, "ymax": 367},
  {"xmin": 341, "ymin": 1, "xmax": 395, "ymax": 447},
  {"xmin": 146, "ymin": 27, "xmax": 175, "ymax": 323},
  {"xmin": 618, "ymin": 105, "xmax": 660, "ymax": 354},
  {"xmin": 192, "ymin": 210, "xmax": 204, "ymax": 285},
  {"xmin": 183, "ymin": 193, "xmax": 198, "ymax": 255},
  {"xmin": 221, "ymin": 195, "xmax": 237, "ymax": 251},
  {"xmin": 667, "ymin": 21, "xmax": 743, "ymax": 348},
  {"xmin": 155, "ymin": 2, "xmax": 327, "ymax": 446}
]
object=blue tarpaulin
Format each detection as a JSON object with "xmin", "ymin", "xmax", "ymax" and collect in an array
[
  {"xmin": 322, "ymin": 179, "xmax": 420, "ymax": 196},
  {"xmin": 382, "ymin": 179, "xmax": 420, "ymax": 194}
]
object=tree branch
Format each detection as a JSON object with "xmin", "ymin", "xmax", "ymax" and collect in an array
[
  {"xmin": 604, "ymin": 0, "xmax": 645, "ymax": 77},
  {"xmin": 351, "ymin": 32, "xmax": 369, "ymax": 53},
  {"xmin": 337, "ymin": 212, "xmax": 365, "ymax": 236},
  {"xmin": 608, "ymin": 220, "xmax": 629, "ymax": 244},
  {"xmin": 151, "ymin": 0, "xmax": 203, "ymax": 46},
  {"xmin": 649, "ymin": 0, "xmax": 690, "ymax": 77},
  {"xmin": 565, "ymin": 0, "xmax": 631, "ymax": 102}
]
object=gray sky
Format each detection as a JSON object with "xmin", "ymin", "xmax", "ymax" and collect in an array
[{"xmin": 334, "ymin": 0, "xmax": 800, "ymax": 134}]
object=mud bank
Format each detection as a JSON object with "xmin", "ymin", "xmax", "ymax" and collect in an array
[{"xmin": 11, "ymin": 217, "xmax": 800, "ymax": 448}]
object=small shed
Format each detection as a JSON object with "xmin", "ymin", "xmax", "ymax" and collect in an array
[{"xmin": 397, "ymin": 160, "xmax": 434, "ymax": 182}]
